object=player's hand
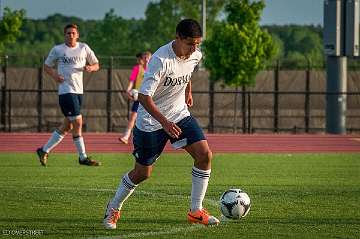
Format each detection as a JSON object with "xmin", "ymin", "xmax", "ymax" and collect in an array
[
  {"xmin": 84, "ymin": 65, "xmax": 92, "ymax": 72},
  {"xmin": 56, "ymin": 75, "xmax": 64, "ymax": 83},
  {"xmin": 163, "ymin": 121, "xmax": 182, "ymax": 139},
  {"xmin": 126, "ymin": 90, "xmax": 134, "ymax": 100},
  {"xmin": 186, "ymin": 94, "xmax": 193, "ymax": 107}
]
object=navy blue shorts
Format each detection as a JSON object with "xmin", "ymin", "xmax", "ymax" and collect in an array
[
  {"xmin": 132, "ymin": 115, "xmax": 205, "ymax": 166},
  {"xmin": 59, "ymin": 93, "xmax": 83, "ymax": 118},
  {"xmin": 131, "ymin": 101, "xmax": 140, "ymax": 112}
]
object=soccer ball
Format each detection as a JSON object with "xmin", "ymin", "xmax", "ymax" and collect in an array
[
  {"xmin": 220, "ymin": 188, "xmax": 251, "ymax": 219},
  {"xmin": 130, "ymin": 89, "xmax": 139, "ymax": 101}
]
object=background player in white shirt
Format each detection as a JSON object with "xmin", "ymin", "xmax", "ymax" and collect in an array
[
  {"xmin": 104, "ymin": 19, "xmax": 219, "ymax": 229},
  {"xmin": 36, "ymin": 24, "xmax": 100, "ymax": 166}
]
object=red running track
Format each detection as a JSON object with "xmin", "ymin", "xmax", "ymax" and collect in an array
[{"xmin": 0, "ymin": 133, "xmax": 359, "ymax": 153}]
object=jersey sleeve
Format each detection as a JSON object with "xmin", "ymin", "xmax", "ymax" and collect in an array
[
  {"xmin": 84, "ymin": 44, "xmax": 99, "ymax": 65},
  {"xmin": 193, "ymin": 63, "xmax": 200, "ymax": 73},
  {"xmin": 139, "ymin": 56, "xmax": 165, "ymax": 97},
  {"xmin": 44, "ymin": 46, "xmax": 58, "ymax": 67},
  {"xmin": 129, "ymin": 65, "xmax": 140, "ymax": 82}
]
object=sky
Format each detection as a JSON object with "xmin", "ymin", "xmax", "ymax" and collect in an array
[{"xmin": 1, "ymin": 0, "xmax": 323, "ymax": 26}]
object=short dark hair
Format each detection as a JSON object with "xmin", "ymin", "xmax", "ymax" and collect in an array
[
  {"xmin": 136, "ymin": 51, "xmax": 151, "ymax": 59},
  {"xmin": 64, "ymin": 24, "xmax": 78, "ymax": 33},
  {"xmin": 176, "ymin": 19, "xmax": 202, "ymax": 39},
  {"xmin": 135, "ymin": 52, "xmax": 142, "ymax": 58}
]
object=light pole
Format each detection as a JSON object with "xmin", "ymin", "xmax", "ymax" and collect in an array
[
  {"xmin": 323, "ymin": 0, "xmax": 359, "ymax": 134},
  {"xmin": 0, "ymin": 0, "xmax": 2, "ymax": 20},
  {"xmin": 202, "ymin": 0, "xmax": 206, "ymax": 40}
]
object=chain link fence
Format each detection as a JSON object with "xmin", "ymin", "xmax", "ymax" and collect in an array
[{"xmin": 1, "ymin": 55, "xmax": 359, "ymax": 133}]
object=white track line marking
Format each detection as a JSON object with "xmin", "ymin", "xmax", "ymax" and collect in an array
[
  {"xmin": 91, "ymin": 224, "xmax": 204, "ymax": 239},
  {"xmin": 1, "ymin": 185, "xmax": 219, "ymax": 207},
  {"xmin": 1, "ymin": 185, "xmax": 219, "ymax": 238}
]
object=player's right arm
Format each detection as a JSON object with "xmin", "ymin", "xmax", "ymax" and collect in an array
[
  {"xmin": 44, "ymin": 64, "xmax": 64, "ymax": 83},
  {"xmin": 125, "ymin": 81, "xmax": 135, "ymax": 100},
  {"xmin": 44, "ymin": 46, "xmax": 64, "ymax": 83},
  {"xmin": 138, "ymin": 93, "xmax": 181, "ymax": 139},
  {"xmin": 138, "ymin": 56, "xmax": 182, "ymax": 138}
]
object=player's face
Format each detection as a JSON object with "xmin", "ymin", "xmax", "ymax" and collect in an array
[
  {"xmin": 178, "ymin": 37, "xmax": 202, "ymax": 59},
  {"xmin": 64, "ymin": 27, "xmax": 79, "ymax": 47},
  {"xmin": 143, "ymin": 53, "xmax": 151, "ymax": 65}
]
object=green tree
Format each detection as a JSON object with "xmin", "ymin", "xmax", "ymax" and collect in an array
[
  {"xmin": 203, "ymin": 0, "xmax": 278, "ymax": 86},
  {"xmin": 265, "ymin": 25, "xmax": 324, "ymax": 68},
  {"xmin": 87, "ymin": 9, "xmax": 142, "ymax": 56},
  {"xmin": 0, "ymin": 7, "xmax": 25, "ymax": 53},
  {"xmin": 142, "ymin": 0, "xmax": 226, "ymax": 51}
]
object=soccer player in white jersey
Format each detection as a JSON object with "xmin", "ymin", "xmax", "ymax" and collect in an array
[
  {"xmin": 103, "ymin": 19, "xmax": 219, "ymax": 229},
  {"xmin": 36, "ymin": 24, "xmax": 101, "ymax": 166}
]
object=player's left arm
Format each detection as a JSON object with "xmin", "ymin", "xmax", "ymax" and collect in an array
[
  {"xmin": 84, "ymin": 44, "xmax": 100, "ymax": 72},
  {"xmin": 185, "ymin": 80, "xmax": 193, "ymax": 107},
  {"xmin": 84, "ymin": 63, "xmax": 99, "ymax": 72},
  {"xmin": 186, "ymin": 61, "xmax": 200, "ymax": 107}
]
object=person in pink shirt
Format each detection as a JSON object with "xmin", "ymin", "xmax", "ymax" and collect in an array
[{"xmin": 119, "ymin": 51, "xmax": 151, "ymax": 144}]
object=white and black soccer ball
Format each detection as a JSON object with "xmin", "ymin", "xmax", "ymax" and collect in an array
[
  {"xmin": 220, "ymin": 188, "xmax": 251, "ymax": 220},
  {"xmin": 130, "ymin": 89, "xmax": 139, "ymax": 101}
]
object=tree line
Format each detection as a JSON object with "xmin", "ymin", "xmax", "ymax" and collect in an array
[{"xmin": 1, "ymin": 0, "xmax": 324, "ymax": 69}]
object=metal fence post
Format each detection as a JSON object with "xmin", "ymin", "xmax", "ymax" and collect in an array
[
  {"xmin": 1, "ymin": 55, "xmax": 8, "ymax": 131},
  {"xmin": 247, "ymin": 91, "xmax": 251, "ymax": 133},
  {"xmin": 0, "ymin": 86, "xmax": 4, "ymax": 131},
  {"xmin": 305, "ymin": 59, "xmax": 311, "ymax": 133},
  {"xmin": 208, "ymin": 80, "xmax": 214, "ymax": 133},
  {"xmin": 241, "ymin": 86, "xmax": 246, "ymax": 133},
  {"xmin": 273, "ymin": 60, "xmax": 280, "ymax": 133},
  {"xmin": 232, "ymin": 87, "xmax": 238, "ymax": 133},
  {"xmin": 37, "ymin": 57, "xmax": 43, "ymax": 132},
  {"xmin": 106, "ymin": 56, "xmax": 113, "ymax": 132},
  {"xmin": 7, "ymin": 90, "xmax": 11, "ymax": 132}
]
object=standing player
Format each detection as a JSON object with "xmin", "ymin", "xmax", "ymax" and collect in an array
[
  {"xmin": 119, "ymin": 51, "xmax": 151, "ymax": 144},
  {"xmin": 36, "ymin": 24, "xmax": 101, "ymax": 166},
  {"xmin": 103, "ymin": 19, "xmax": 219, "ymax": 229}
]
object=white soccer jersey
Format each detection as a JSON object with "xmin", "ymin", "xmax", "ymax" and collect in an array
[
  {"xmin": 136, "ymin": 41, "xmax": 202, "ymax": 132},
  {"xmin": 44, "ymin": 42, "xmax": 98, "ymax": 95}
]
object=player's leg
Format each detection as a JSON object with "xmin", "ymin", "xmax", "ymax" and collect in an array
[
  {"xmin": 104, "ymin": 127, "xmax": 168, "ymax": 229},
  {"xmin": 36, "ymin": 95, "xmax": 73, "ymax": 166},
  {"xmin": 119, "ymin": 101, "xmax": 139, "ymax": 144},
  {"xmin": 171, "ymin": 115, "xmax": 219, "ymax": 225},
  {"xmin": 186, "ymin": 140, "xmax": 212, "ymax": 206},
  {"xmin": 185, "ymin": 140, "xmax": 219, "ymax": 225},
  {"xmin": 71, "ymin": 115, "xmax": 99, "ymax": 166},
  {"xmin": 119, "ymin": 112, "xmax": 137, "ymax": 144},
  {"xmin": 103, "ymin": 162, "xmax": 152, "ymax": 228},
  {"xmin": 65, "ymin": 94, "xmax": 100, "ymax": 166}
]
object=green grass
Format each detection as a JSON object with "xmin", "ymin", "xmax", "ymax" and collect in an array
[{"xmin": 0, "ymin": 153, "xmax": 359, "ymax": 238}]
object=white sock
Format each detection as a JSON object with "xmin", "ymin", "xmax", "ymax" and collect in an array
[
  {"xmin": 191, "ymin": 166, "xmax": 211, "ymax": 212},
  {"xmin": 42, "ymin": 130, "xmax": 64, "ymax": 153},
  {"xmin": 73, "ymin": 136, "xmax": 87, "ymax": 160},
  {"xmin": 110, "ymin": 173, "xmax": 137, "ymax": 210}
]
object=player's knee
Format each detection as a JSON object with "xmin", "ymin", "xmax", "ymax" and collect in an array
[
  {"xmin": 198, "ymin": 148, "xmax": 212, "ymax": 164},
  {"xmin": 131, "ymin": 168, "xmax": 152, "ymax": 184},
  {"xmin": 72, "ymin": 122, "xmax": 81, "ymax": 130},
  {"xmin": 58, "ymin": 128, "xmax": 69, "ymax": 136},
  {"xmin": 138, "ymin": 172, "xmax": 151, "ymax": 182},
  {"xmin": 64, "ymin": 126, "xmax": 72, "ymax": 133},
  {"xmin": 204, "ymin": 148, "xmax": 213, "ymax": 161}
]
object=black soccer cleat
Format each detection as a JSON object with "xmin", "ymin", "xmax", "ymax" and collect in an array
[
  {"xmin": 79, "ymin": 156, "xmax": 101, "ymax": 166},
  {"xmin": 36, "ymin": 147, "xmax": 48, "ymax": 166}
]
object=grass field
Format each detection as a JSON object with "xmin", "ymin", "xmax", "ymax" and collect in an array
[{"xmin": 0, "ymin": 152, "xmax": 359, "ymax": 239}]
